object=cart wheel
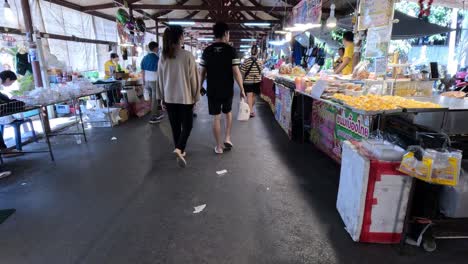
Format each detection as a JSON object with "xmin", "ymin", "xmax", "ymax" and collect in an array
[{"xmin": 422, "ymin": 236, "xmax": 437, "ymax": 252}]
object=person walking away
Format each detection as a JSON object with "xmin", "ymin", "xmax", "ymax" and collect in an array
[
  {"xmin": 157, "ymin": 26, "xmax": 200, "ymax": 167},
  {"xmin": 240, "ymin": 45, "xmax": 263, "ymax": 118},
  {"xmin": 104, "ymin": 53, "xmax": 122, "ymax": 79},
  {"xmin": 334, "ymin": 31, "xmax": 354, "ymax": 75},
  {"xmin": 200, "ymin": 22, "xmax": 246, "ymax": 154},
  {"xmin": 141, "ymin": 41, "xmax": 164, "ymax": 124}
]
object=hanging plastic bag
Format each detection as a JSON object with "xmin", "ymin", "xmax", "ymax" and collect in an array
[
  {"xmin": 431, "ymin": 149, "xmax": 462, "ymax": 186},
  {"xmin": 399, "ymin": 148, "xmax": 434, "ymax": 182},
  {"xmin": 237, "ymin": 99, "xmax": 250, "ymax": 121}
]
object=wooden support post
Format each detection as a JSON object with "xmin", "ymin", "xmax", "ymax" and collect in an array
[
  {"xmin": 156, "ymin": 18, "xmax": 160, "ymax": 43},
  {"xmin": 21, "ymin": 0, "xmax": 51, "ymax": 133},
  {"xmin": 21, "ymin": 0, "xmax": 43, "ymax": 89}
]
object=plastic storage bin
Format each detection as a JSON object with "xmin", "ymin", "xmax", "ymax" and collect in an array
[
  {"xmin": 439, "ymin": 161, "xmax": 468, "ymax": 218},
  {"xmin": 56, "ymin": 104, "xmax": 71, "ymax": 115}
]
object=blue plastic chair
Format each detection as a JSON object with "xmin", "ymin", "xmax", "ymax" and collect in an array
[{"xmin": 0, "ymin": 119, "xmax": 37, "ymax": 151}]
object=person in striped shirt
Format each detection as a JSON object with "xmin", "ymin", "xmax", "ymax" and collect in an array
[{"xmin": 240, "ymin": 45, "xmax": 263, "ymax": 118}]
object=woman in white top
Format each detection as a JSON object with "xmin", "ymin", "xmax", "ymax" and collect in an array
[{"xmin": 157, "ymin": 26, "xmax": 200, "ymax": 167}]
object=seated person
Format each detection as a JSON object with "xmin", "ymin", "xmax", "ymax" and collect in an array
[
  {"xmin": 104, "ymin": 53, "xmax": 122, "ymax": 79},
  {"xmin": 0, "ymin": 70, "xmax": 22, "ymax": 157},
  {"xmin": 333, "ymin": 47, "xmax": 345, "ymax": 70}
]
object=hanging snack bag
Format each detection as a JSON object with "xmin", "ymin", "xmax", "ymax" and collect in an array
[
  {"xmin": 431, "ymin": 150, "xmax": 462, "ymax": 186},
  {"xmin": 398, "ymin": 147, "xmax": 434, "ymax": 182}
]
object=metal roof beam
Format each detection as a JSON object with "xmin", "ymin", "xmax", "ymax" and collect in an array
[
  {"xmin": 130, "ymin": 4, "xmax": 292, "ymax": 12},
  {"xmin": 157, "ymin": 18, "xmax": 279, "ymax": 24}
]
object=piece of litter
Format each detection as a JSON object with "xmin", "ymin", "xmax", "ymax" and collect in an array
[
  {"xmin": 216, "ymin": 169, "xmax": 228, "ymax": 175},
  {"xmin": 193, "ymin": 204, "xmax": 206, "ymax": 214},
  {"xmin": 111, "ymin": 137, "xmax": 117, "ymax": 141},
  {"xmin": 21, "ymin": 182, "xmax": 27, "ymax": 186},
  {"xmin": 267, "ymin": 187, "xmax": 270, "ymax": 190},
  {"xmin": 0, "ymin": 171, "xmax": 12, "ymax": 179}
]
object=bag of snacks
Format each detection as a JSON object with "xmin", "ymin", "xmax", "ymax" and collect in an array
[
  {"xmin": 352, "ymin": 61, "xmax": 370, "ymax": 80},
  {"xmin": 399, "ymin": 146, "xmax": 434, "ymax": 182},
  {"xmin": 430, "ymin": 149, "xmax": 462, "ymax": 186},
  {"xmin": 399, "ymin": 146, "xmax": 462, "ymax": 186}
]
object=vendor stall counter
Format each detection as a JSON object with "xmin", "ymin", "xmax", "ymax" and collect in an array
[{"xmin": 260, "ymin": 76, "xmax": 276, "ymax": 112}]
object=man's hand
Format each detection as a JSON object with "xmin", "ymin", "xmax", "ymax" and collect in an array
[{"xmin": 240, "ymin": 90, "xmax": 246, "ymax": 99}]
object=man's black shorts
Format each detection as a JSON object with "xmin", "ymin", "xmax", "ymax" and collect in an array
[
  {"xmin": 244, "ymin": 82, "xmax": 261, "ymax": 95},
  {"xmin": 208, "ymin": 96, "xmax": 233, "ymax": 115}
]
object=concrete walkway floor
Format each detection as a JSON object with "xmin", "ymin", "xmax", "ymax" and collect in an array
[{"xmin": 0, "ymin": 96, "xmax": 467, "ymax": 264}]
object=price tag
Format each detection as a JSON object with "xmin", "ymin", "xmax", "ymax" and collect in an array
[{"xmin": 311, "ymin": 80, "xmax": 327, "ymax": 99}]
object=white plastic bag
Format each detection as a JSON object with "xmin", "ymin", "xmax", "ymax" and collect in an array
[{"xmin": 237, "ymin": 99, "xmax": 250, "ymax": 121}]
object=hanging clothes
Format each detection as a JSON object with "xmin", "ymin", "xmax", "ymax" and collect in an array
[
  {"xmin": 292, "ymin": 40, "xmax": 304, "ymax": 66},
  {"xmin": 16, "ymin": 52, "xmax": 32, "ymax": 75},
  {"xmin": 316, "ymin": 47, "xmax": 326, "ymax": 66},
  {"xmin": 306, "ymin": 47, "xmax": 316, "ymax": 68}
]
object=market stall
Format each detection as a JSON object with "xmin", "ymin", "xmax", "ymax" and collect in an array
[
  {"xmin": 257, "ymin": 0, "xmax": 468, "ymax": 250},
  {"xmin": 260, "ymin": 76, "xmax": 276, "ymax": 112}
]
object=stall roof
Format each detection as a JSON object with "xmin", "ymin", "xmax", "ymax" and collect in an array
[
  {"xmin": 40, "ymin": 0, "xmax": 365, "ymax": 38},
  {"xmin": 44, "ymin": 0, "xmax": 295, "ymax": 23},
  {"xmin": 40, "ymin": 0, "xmax": 462, "ymax": 47},
  {"xmin": 392, "ymin": 11, "xmax": 454, "ymax": 39},
  {"xmin": 338, "ymin": 10, "xmax": 454, "ymax": 40},
  {"xmin": 43, "ymin": 0, "xmax": 300, "ymax": 44}
]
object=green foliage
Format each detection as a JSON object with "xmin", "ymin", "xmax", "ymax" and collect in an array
[
  {"xmin": 3, "ymin": 47, "xmax": 18, "ymax": 56},
  {"xmin": 11, "ymin": 72, "xmax": 35, "ymax": 96},
  {"xmin": 390, "ymin": 40, "xmax": 412, "ymax": 55},
  {"xmin": 330, "ymin": 29, "xmax": 345, "ymax": 44}
]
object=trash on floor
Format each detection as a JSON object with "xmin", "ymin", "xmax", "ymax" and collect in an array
[
  {"xmin": 216, "ymin": 169, "xmax": 228, "ymax": 176},
  {"xmin": 0, "ymin": 171, "xmax": 12, "ymax": 179},
  {"xmin": 193, "ymin": 204, "xmax": 206, "ymax": 214},
  {"xmin": 21, "ymin": 182, "xmax": 27, "ymax": 186},
  {"xmin": 111, "ymin": 137, "xmax": 117, "ymax": 141}
]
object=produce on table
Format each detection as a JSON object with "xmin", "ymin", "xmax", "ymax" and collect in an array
[
  {"xmin": 279, "ymin": 65, "xmax": 305, "ymax": 76},
  {"xmin": 388, "ymin": 96, "xmax": 442, "ymax": 109},
  {"xmin": 441, "ymin": 91, "xmax": 466, "ymax": 98},
  {"xmin": 279, "ymin": 65, "xmax": 292, "ymax": 75},
  {"xmin": 332, "ymin": 94, "xmax": 442, "ymax": 111},
  {"xmin": 291, "ymin": 66, "xmax": 306, "ymax": 76}
]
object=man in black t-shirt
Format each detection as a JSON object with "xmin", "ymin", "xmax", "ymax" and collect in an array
[{"xmin": 200, "ymin": 22, "xmax": 246, "ymax": 154}]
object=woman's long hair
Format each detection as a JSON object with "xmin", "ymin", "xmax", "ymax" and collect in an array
[
  {"xmin": 251, "ymin": 45, "xmax": 258, "ymax": 56},
  {"xmin": 162, "ymin": 26, "xmax": 184, "ymax": 59}
]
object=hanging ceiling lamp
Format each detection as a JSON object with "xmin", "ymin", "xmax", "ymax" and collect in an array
[
  {"xmin": 3, "ymin": 0, "xmax": 10, "ymax": 8},
  {"xmin": 3, "ymin": 0, "xmax": 14, "ymax": 24},
  {"xmin": 326, "ymin": 3, "xmax": 337, "ymax": 28},
  {"xmin": 167, "ymin": 21, "xmax": 195, "ymax": 26}
]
